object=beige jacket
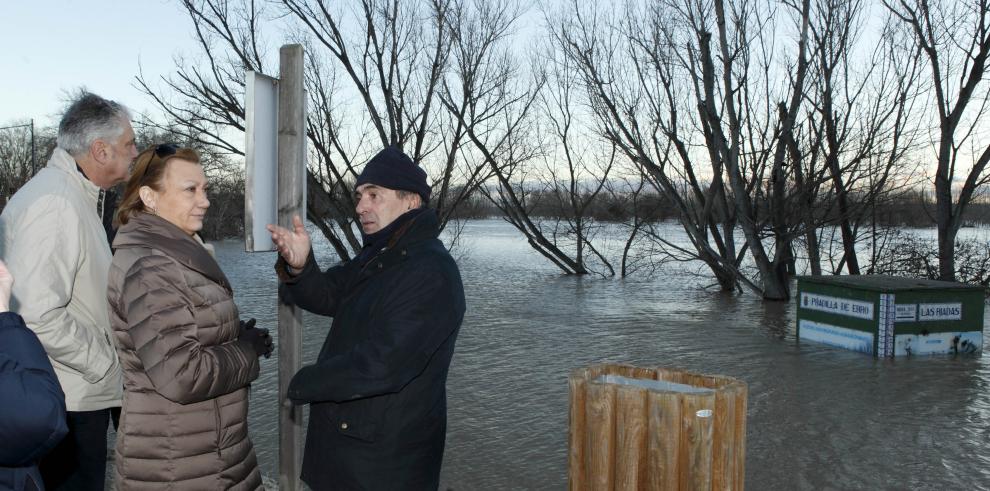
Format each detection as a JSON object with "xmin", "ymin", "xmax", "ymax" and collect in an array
[
  {"xmin": 108, "ymin": 212, "xmax": 262, "ymax": 490},
  {"xmin": 0, "ymin": 148, "xmax": 122, "ymax": 411}
]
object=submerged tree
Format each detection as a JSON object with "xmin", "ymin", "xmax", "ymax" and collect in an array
[
  {"xmin": 883, "ymin": 0, "xmax": 990, "ymax": 281},
  {"xmin": 133, "ymin": 0, "xmax": 990, "ymax": 293},
  {"xmin": 794, "ymin": 0, "xmax": 922, "ymax": 276},
  {"xmin": 529, "ymin": 33, "xmax": 619, "ymax": 276},
  {"xmin": 440, "ymin": 0, "xmax": 621, "ymax": 275},
  {"xmin": 551, "ymin": 0, "xmax": 818, "ymax": 299},
  {"xmin": 550, "ymin": 0, "xmax": 931, "ymax": 297},
  {"xmin": 549, "ymin": 1, "xmax": 740, "ymax": 289}
]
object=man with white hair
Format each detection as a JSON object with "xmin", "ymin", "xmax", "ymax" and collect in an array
[{"xmin": 0, "ymin": 91, "xmax": 137, "ymax": 490}]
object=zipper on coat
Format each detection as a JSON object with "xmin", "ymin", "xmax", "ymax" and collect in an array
[
  {"xmin": 214, "ymin": 399, "xmax": 222, "ymax": 458},
  {"xmin": 96, "ymin": 189, "xmax": 105, "ymax": 219}
]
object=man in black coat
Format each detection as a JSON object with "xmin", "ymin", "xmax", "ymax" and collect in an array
[
  {"xmin": 0, "ymin": 259, "xmax": 69, "ymax": 491},
  {"xmin": 268, "ymin": 146, "xmax": 466, "ymax": 490}
]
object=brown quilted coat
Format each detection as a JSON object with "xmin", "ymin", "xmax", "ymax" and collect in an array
[{"xmin": 107, "ymin": 212, "xmax": 263, "ymax": 490}]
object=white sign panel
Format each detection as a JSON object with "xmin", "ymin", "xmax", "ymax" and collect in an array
[
  {"xmin": 798, "ymin": 320, "xmax": 874, "ymax": 354},
  {"xmin": 918, "ymin": 303, "xmax": 963, "ymax": 321},
  {"xmin": 895, "ymin": 304, "xmax": 917, "ymax": 322},
  {"xmin": 894, "ymin": 331, "xmax": 982, "ymax": 356},
  {"xmin": 800, "ymin": 293, "xmax": 874, "ymax": 320},
  {"xmin": 245, "ymin": 71, "xmax": 279, "ymax": 252}
]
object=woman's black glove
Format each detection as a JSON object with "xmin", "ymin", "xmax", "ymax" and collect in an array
[
  {"xmin": 238, "ymin": 318, "xmax": 274, "ymax": 358},
  {"xmin": 240, "ymin": 318, "xmax": 256, "ymax": 332}
]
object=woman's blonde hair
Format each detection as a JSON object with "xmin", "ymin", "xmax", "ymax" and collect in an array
[{"xmin": 115, "ymin": 144, "xmax": 201, "ymax": 227}]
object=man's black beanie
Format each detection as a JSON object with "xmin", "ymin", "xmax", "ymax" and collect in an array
[{"xmin": 355, "ymin": 146, "xmax": 431, "ymax": 204}]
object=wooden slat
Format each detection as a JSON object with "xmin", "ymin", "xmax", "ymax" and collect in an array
[
  {"xmin": 569, "ymin": 371, "xmax": 588, "ymax": 491},
  {"xmin": 587, "ymin": 381, "xmax": 617, "ymax": 491},
  {"xmin": 734, "ymin": 384, "xmax": 748, "ymax": 490},
  {"xmin": 647, "ymin": 390, "xmax": 681, "ymax": 490},
  {"xmin": 614, "ymin": 386, "xmax": 648, "ymax": 490},
  {"xmin": 680, "ymin": 392, "xmax": 714, "ymax": 491},
  {"xmin": 711, "ymin": 388, "xmax": 735, "ymax": 490}
]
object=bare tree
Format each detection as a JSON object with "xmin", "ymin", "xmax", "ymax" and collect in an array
[
  {"xmin": 439, "ymin": 0, "xmax": 610, "ymax": 275},
  {"xmin": 0, "ymin": 122, "xmax": 54, "ymax": 212},
  {"xmin": 883, "ymin": 0, "xmax": 990, "ymax": 281},
  {"xmin": 136, "ymin": 0, "xmax": 264, "ymax": 155},
  {"xmin": 712, "ymin": 0, "xmax": 811, "ymax": 300},
  {"xmin": 606, "ymin": 167, "xmax": 678, "ymax": 278},
  {"xmin": 552, "ymin": 0, "xmax": 819, "ymax": 299},
  {"xmin": 526, "ymin": 39, "xmax": 619, "ymax": 276},
  {"xmin": 139, "ymin": 0, "xmax": 494, "ymax": 260},
  {"xmin": 793, "ymin": 0, "xmax": 923, "ymax": 275},
  {"xmin": 549, "ymin": 0, "xmax": 745, "ymax": 290}
]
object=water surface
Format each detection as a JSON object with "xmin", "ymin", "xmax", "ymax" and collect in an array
[{"xmin": 213, "ymin": 220, "xmax": 990, "ymax": 490}]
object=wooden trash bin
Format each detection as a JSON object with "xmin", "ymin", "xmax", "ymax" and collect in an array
[{"xmin": 568, "ymin": 364, "xmax": 747, "ymax": 490}]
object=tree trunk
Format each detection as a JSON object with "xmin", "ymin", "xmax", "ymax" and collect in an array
[
  {"xmin": 936, "ymin": 167, "xmax": 956, "ymax": 281},
  {"xmin": 806, "ymin": 229, "xmax": 822, "ymax": 276}
]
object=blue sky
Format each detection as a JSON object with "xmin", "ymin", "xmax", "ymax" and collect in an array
[{"xmin": 0, "ymin": 1, "xmax": 200, "ymax": 126}]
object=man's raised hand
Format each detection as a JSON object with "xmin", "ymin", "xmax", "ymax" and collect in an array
[{"xmin": 266, "ymin": 214, "xmax": 311, "ymax": 270}]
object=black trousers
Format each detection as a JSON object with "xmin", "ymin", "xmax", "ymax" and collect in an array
[{"xmin": 39, "ymin": 407, "xmax": 120, "ymax": 491}]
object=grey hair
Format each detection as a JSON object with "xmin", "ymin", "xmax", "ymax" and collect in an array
[
  {"xmin": 56, "ymin": 92, "xmax": 132, "ymax": 158},
  {"xmin": 395, "ymin": 189, "xmax": 426, "ymax": 208}
]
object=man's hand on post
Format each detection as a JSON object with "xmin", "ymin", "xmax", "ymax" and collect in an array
[{"xmin": 266, "ymin": 214, "xmax": 311, "ymax": 270}]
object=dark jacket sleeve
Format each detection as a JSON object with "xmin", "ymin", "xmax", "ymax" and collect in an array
[
  {"xmin": 0, "ymin": 312, "xmax": 68, "ymax": 466},
  {"xmin": 287, "ymin": 261, "xmax": 464, "ymax": 403},
  {"xmin": 123, "ymin": 255, "xmax": 259, "ymax": 405},
  {"xmin": 276, "ymin": 253, "xmax": 354, "ymax": 316}
]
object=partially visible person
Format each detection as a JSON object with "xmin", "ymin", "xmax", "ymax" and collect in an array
[
  {"xmin": 107, "ymin": 144, "xmax": 272, "ymax": 490},
  {"xmin": 0, "ymin": 92, "xmax": 135, "ymax": 490},
  {"xmin": 0, "ymin": 259, "xmax": 68, "ymax": 491},
  {"xmin": 267, "ymin": 146, "xmax": 466, "ymax": 489}
]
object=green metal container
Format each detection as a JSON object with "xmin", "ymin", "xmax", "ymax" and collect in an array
[{"xmin": 796, "ymin": 275, "xmax": 984, "ymax": 357}]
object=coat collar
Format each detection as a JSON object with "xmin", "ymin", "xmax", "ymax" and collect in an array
[
  {"xmin": 350, "ymin": 209, "xmax": 441, "ymax": 285},
  {"xmin": 113, "ymin": 212, "xmax": 232, "ymax": 293},
  {"xmin": 353, "ymin": 209, "xmax": 440, "ymax": 263},
  {"xmin": 48, "ymin": 147, "xmax": 102, "ymax": 207},
  {"xmin": 388, "ymin": 208, "xmax": 439, "ymax": 248}
]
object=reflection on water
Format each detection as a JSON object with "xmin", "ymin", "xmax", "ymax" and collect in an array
[{"xmin": 212, "ymin": 220, "xmax": 990, "ymax": 490}]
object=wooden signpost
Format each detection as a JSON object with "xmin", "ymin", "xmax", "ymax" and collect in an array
[
  {"xmin": 276, "ymin": 44, "xmax": 306, "ymax": 491},
  {"xmin": 245, "ymin": 43, "xmax": 307, "ymax": 491}
]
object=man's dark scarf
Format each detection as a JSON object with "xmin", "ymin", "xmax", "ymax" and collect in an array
[{"xmin": 355, "ymin": 208, "xmax": 427, "ymax": 266}]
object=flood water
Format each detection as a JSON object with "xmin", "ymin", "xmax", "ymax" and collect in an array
[{"xmin": 207, "ymin": 219, "xmax": 990, "ymax": 490}]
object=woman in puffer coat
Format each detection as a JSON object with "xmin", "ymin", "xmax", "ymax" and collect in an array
[{"xmin": 107, "ymin": 144, "xmax": 273, "ymax": 490}]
